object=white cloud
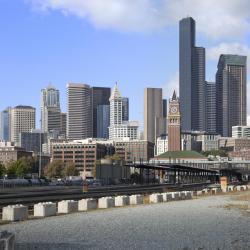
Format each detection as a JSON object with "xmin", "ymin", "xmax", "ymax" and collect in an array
[
  {"xmin": 207, "ymin": 43, "xmax": 250, "ymax": 61},
  {"xmin": 27, "ymin": 0, "xmax": 250, "ymax": 39}
]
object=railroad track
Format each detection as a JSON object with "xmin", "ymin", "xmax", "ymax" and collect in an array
[{"xmin": 0, "ymin": 183, "xmax": 208, "ymax": 209}]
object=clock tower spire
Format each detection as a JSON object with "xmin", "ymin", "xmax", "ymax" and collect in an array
[{"xmin": 168, "ymin": 90, "xmax": 181, "ymax": 151}]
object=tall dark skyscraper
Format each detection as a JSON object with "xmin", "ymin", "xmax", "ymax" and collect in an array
[
  {"xmin": 92, "ymin": 87, "xmax": 111, "ymax": 138},
  {"xmin": 205, "ymin": 82, "xmax": 216, "ymax": 133},
  {"xmin": 179, "ymin": 17, "xmax": 206, "ymax": 132},
  {"xmin": 216, "ymin": 55, "xmax": 247, "ymax": 137},
  {"xmin": 122, "ymin": 97, "xmax": 129, "ymax": 122},
  {"xmin": 0, "ymin": 107, "xmax": 11, "ymax": 141}
]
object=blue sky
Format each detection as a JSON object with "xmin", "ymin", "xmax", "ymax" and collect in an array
[{"xmin": 0, "ymin": 0, "xmax": 250, "ymax": 128}]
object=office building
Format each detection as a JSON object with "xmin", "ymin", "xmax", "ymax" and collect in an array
[
  {"xmin": 205, "ymin": 82, "xmax": 216, "ymax": 133},
  {"xmin": 144, "ymin": 88, "xmax": 166, "ymax": 144},
  {"xmin": 67, "ymin": 83, "xmax": 93, "ymax": 140},
  {"xmin": 0, "ymin": 107, "xmax": 11, "ymax": 141},
  {"xmin": 92, "ymin": 87, "xmax": 111, "ymax": 138},
  {"xmin": 179, "ymin": 17, "xmax": 206, "ymax": 131},
  {"xmin": 232, "ymin": 126, "xmax": 250, "ymax": 139},
  {"xmin": 19, "ymin": 129, "xmax": 47, "ymax": 154},
  {"xmin": 216, "ymin": 55, "xmax": 247, "ymax": 137},
  {"xmin": 41, "ymin": 85, "xmax": 61, "ymax": 134},
  {"xmin": 122, "ymin": 97, "xmax": 129, "ymax": 121},
  {"xmin": 97, "ymin": 105, "xmax": 110, "ymax": 139},
  {"xmin": 60, "ymin": 113, "xmax": 67, "ymax": 138},
  {"xmin": 10, "ymin": 106, "xmax": 36, "ymax": 145},
  {"xmin": 109, "ymin": 83, "xmax": 139, "ymax": 140}
]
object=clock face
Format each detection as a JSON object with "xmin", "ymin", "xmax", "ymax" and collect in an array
[{"xmin": 171, "ymin": 106, "xmax": 177, "ymax": 113}]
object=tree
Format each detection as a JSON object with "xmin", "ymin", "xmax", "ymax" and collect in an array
[
  {"xmin": 202, "ymin": 149, "xmax": 228, "ymax": 157},
  {"xmin": 0, "ymin": 163, "xmax": 6, "ymax": 178},
  {"xmin": 43, "ymin": 160, "xmax": 64, "ymax": 179},
  {"xmin": 63, "ymin": 162, "xmax": 77, "ymax": 177},
  {"xmin": 6, "ymin": 159, "xmax": 31, "ymax": 177}
]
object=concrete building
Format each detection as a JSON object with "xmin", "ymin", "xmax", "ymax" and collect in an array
[
  {"xmin": 41, "ymin": 85, "xmax": 61, "ymax": 134},
  {"xmin": 114, "ymin": 139, "xmax": 154, "ymax": 164},
  {"xmin": 0, "ymin": 107, "xmax": 11, "ymax": 141},
  {"xmin": 205, "ymin": 82, "xmax": 216, "ymax": 133},
  {"xmin": 144, "ymin": 88, "xmax": 166, "ymax": 144},
  {"xmin": 216, "ymin": 55, "xmax": 247, "ymax": 137},
  {"xmin": 168, "ymin": 91, "xmax": 181, "ymax": 151},
  {"xmin": 0, "ymin": 143, "xmax": 32, "ymax": 166},
  {"xmin": 10, "ymin": 106, "xmax": 36, "ymax": 145},
  {"xmin": 19, "ymin": 129, "xmax": 47, "ymax": 154},
  {"xmin": 92, "ymin": 87, "xmax": 111, "ymax": 138},
  {"xmin": 179, "ymin": 17, "xmax": 206, "ymax": 132},
  {"xmin": 219, "ymin": 137, "xmax": 250, "ymax": 152},
  {"xmin": 67, "ymin": 83, "xmax": 93, "ymax": 140},
  {"xmin": 109, "ymin": 84, "xmax": 139, "ymax": 140},
  {"xmin": 97, "ymin": 105, "xmax": 110, "ymax": 139},
  {"xmin": 232, "ymin": 126, "xmax": 250, "ymax": 139},
  {"xmin": 51, "ymin": 139, "xmax": 112, "ymax": 179}
]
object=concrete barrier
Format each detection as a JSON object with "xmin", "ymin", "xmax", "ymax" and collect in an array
[
  {"xmin": 149, "ymin": 193, "xmax": 163, "ymax": 203},
  {"xmin": 78, "ymin": 198, "xmax": 97, "ymax": 211},
  {"xmin": 162, "ymin": 193, "xmax": 173, "ymax": 202},
  {"xmin": 2, "ymin": 205, "xmax": 28, "ymax": 221},
  {"xmin": 202, "ymin": 188, "xmax": 209, "ymax": 194},
  {"xmin": 58, "ymin": 200, "xmax": 78, "ymax": 214},
  {"xmin": 184, "ymin": 191, "xmax": 192, "ymax": 199},
  {"xmin": 115, "ymin": 196, "xmax": 129, "ymax": 207},
  {"xmin": 211, "ymin": 188, "xmax": 221, "ymax": 195},
  {"xmin": 129, "ymin": 195, "xmax": 144, "ymax": 205},
  {"xmin": 98, "ymin": 197, "xmax": 115, "ymax": 209},
  {"xmin": 0, "ymin": 231, "xmax": 15, "ymax": 250},
  {"xmin": 180, "ymin": 191, "xmax": 186, "ymax": 200},
  {"xmin": 34, "ymin": 202, "xmax": 57, "ymax": 217},
  {"xmin": 196, "ymin": 190, "xmax": 203, "ymax": 196},
  {"xmin": 171, "ymin": 192, "xmax": 181, "ymax": 200},
  {"xmin": 236, "ymin": 185, "xmax": 247, "ymax": 191},
  {"xmin": 227, "ymin": 185, "xmax": 234, "ymax": 192}
]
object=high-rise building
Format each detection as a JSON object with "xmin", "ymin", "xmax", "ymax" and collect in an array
[
  {"xmin": 216, "ymin": 54, "xmax": 247, "ymax": 137},
  {"xmin": 109, "ymin": 83, "xmax": 138, "ymax": 140},
  {"xmin": 168, "ymin": 91, "xmax": 181, "ymax": 151},
  {"xmin": 67, "ymin": 83, "xmax": 93, "ymax": 140},
  {"xmin": 0, "ymin": 107, "xmax": 11, "ymax": 141},
  {"xmin": 122, "ymin": 97, "xmax": 129, "ymax": 122},
  {"xmin": 10, "ymin": 105, "xmax": 36, "ymax": 145},
  {"xmin": 97, "ymin": 105, "xmax": 110, "ymax": 139},
  {"xmin": 179, "ymin": 17, "xmax": 206, "ymax": 131},
  {"xmin": 162, "ymin": 99, "xmax": 168, "ymax": 118},
  {"xmin": 92, "ymin": 87, "xmax": 111, "ymax": 138},
  {"xmin": 60, "ymin": 113, "xmax": 67, "ymax": 138},
  {"xmin": 41, "ymin": 85, "xmax": 61, "ymax": 134},
  {"xmin": 144, "ymin": 88, "xmax": 166, "ymax": 143},
  {"xmin": 205, "ymin": 82, "xmax": 216, "ymax": 133}
]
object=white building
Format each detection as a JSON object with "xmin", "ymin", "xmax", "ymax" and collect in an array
[
  {"xmin": 10, "ymin": 106, "xmax": 36, "ymax": 145},
  {"xmin": 109, "ymin": 84, "xmax": 139, "ymax": 140},
  {"xmin": 232, "ymin": 126, "xmax": 250, "ymax": 139}
]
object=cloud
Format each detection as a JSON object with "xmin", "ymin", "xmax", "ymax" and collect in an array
[
  {"xmin": 27, "ymin": 0, "xmax": 250, "ymax": 39},
  {"xmin": 207, "ymin": 43, "xmax": 250, "ymax": 61}
]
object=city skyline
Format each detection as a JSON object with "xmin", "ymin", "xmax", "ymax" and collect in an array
[{"xmin": 0, "ymin": 1, "xmax": 250, "ymax": 127}]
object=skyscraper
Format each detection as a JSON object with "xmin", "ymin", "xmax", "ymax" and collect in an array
[
  {"xmin": 60, "ymin": 113, "xmax": 67, "ymax": 138},
  {"xmin": 109, "ymin": 83, "xmax": 138, "ymax": 140},
  {"xmin": 92, "ymin": 87, "xmax": 111, "ymax": 138},
  {"xmin": 97, "ymin": 105, "xmax": 110, "ymax": 138},
  {"xmin": 122, "ymin": 97, "xmax": 129, "ymax": 122},
  {"xmin": 216, "ymin": 54, "xmax": 247, "ymax": 137},
  {"xmin": 41, "ymin": 85, "xmax": 61, "ymax": 134},
  {"xmin": 67, "ymin": 83, "xmax": 93, "ymax": 140},
  {"xmin": 205, "ymin": 82, "xmax": 216, "ymax": 133},
  {"xmin": 0, "ymin": 107, "xmax": 11, "ymax": 141},
  {"xmin": 10, "ymin": 105, "xmax": 36, "ymax": 145},
  {"xmin": 144, "ymin": 88, "xmax": 166, "ymax": 143},
  {"xmin": 179, "ymin": 17, "xmax": 206, "ymax": 131}
]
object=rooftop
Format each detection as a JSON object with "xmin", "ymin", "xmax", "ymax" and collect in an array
[{"xmin": 156, "ymin": 150, "xmax": 206, "ymax": 159}]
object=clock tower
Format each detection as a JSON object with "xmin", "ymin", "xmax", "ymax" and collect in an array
[{"xmin": 168, "ymin": 90, "xmax": 181, "ymax": 151}]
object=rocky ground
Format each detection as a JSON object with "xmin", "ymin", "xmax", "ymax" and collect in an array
[{"xmin": 1, "ymin": 191, "xmax": 249, "ymax": 250}]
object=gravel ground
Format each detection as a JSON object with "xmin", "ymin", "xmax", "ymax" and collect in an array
[{"xmin": 1, "ymin": 193, "xmax": 249, "ymax": 250}]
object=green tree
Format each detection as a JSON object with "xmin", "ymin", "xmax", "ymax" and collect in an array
[
  {"xmin": 44, "ymin": 160, "xmax": 64, "ymax": 179},
  {"xmin": 0, "ymin": 163, "xmax": 6, "ymax": 178},
  {"xmin": 63, "ymin": 162, "xmax": 77, "ymax": 177},
  {"xmin": 6, "ymin": 160, "xmax": 31, "ymax": 177},
  {"xmin": 202, "ymin": 149, "xmax": 228, "ymax": 157}
]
